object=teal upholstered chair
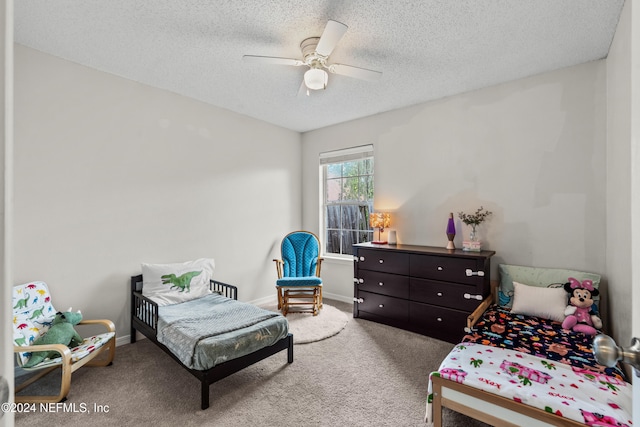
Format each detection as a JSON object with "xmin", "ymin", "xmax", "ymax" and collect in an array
[{"xmin": 274, "ymin": 231, "xmax": 323, "ymax": 316}]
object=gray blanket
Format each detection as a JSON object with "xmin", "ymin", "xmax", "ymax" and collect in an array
[{"xmin": 157, "ymin": 294, "xmax": 288, "ymax": 370}]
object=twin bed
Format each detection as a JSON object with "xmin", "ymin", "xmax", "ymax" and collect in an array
[
  {"xmin": 425, "ymin": 264, "xmax": 633, "ymax": 427},
  {"xmin": 130, "ymin": 272, "xmax": 293, "ymax": 410}
]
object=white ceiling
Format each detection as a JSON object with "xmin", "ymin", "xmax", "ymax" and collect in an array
[{"xmin": 15, "ymin": 1, "xmax": 625, "ymax": 133}]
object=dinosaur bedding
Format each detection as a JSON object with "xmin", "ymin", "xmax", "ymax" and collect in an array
[
  {"xmin": 425, "ymin": 306, "xmax": 633, "ymax": 426},
  {"xmin": 157, "ymin": 293, "xmax": 289, "ymax": 370},
  {"xmin": 142, "ymin": 258, "xmax": 216, "ymax": 306}
]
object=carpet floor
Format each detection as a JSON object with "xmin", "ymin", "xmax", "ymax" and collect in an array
[
  {"xmin": 15, "ymin": 300, "xmax": 489, "ymax": 427},
  {"xmin": 260, "ymin": 303, "xmax": 349, "ymax": 344}
]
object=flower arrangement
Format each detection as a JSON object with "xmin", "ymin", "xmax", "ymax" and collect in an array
[
  {"xmin": 458, "ymin": 206, "xmax": 492, "ymax": 227},
  {"xmin": 458, "ymin": 207, "xmax": 492, "ymax": 250}
]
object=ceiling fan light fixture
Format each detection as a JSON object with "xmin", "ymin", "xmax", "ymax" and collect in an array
[{"xmin": 304, "ymin": 68, "xmax": 328, "ymax": 90}]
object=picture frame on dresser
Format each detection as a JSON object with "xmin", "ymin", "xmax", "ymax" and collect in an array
[{"xmin": 352, "ymin": 243, "xmax": 495, "ymax": 343}]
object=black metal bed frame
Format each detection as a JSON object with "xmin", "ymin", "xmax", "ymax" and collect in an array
[{"xmin": 130, "ymin": 274, "xmax": 294, "ymax": 409}]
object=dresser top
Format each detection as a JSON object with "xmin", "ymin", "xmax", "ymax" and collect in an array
[{"xmin": 353, "ymin": 242, "xmax": 495, "ymax": 258}]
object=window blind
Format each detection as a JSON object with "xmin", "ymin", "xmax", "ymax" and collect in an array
[{"xmin": 319, "ymin": 144, "xmax": 374, "ymax": 165}]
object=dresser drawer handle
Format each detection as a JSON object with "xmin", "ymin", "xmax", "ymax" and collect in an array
[
  {"xmin": 358, "ymin": 278, "xmax": 364, "ymax": 284},
  {"xmin": 437, "ymin": 266, "xmax": 443, "ymax": 271},
  {"xmin": 464, "ymin": 293, "xmax": 483, "ymax": 301},
  {"xmin": 353, "ymin": 297, "xmax": 364, "ymax": 303},
  {"xmin": 360, "ymin": 256, "xmax": 365, "ymax": 261},
  {"xmin": 437, "ymin": 292, "xmax": 443, "ymax": 297},
  {"xmin": 379, "ymin": 259, "xmax": 384, "ymax": 264},
  {"xmin": 378, "ymin": 282, "xmax": 384, "ymax": 286},
  {"xmin": 378, "ymin": 304, "xmax": 384, "ymax": 308},
  {"xmin": 436, "ymin": 317, "xmax": 442, "ymax": 322},
  {"xmin": 465, "ymin": 269, "xmax": 485, "ymax": 277}
]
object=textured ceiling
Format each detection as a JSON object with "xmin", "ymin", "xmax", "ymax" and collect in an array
[{"xmin": 15, "ymin": 1, "xmax": 625, "ymax": 133}]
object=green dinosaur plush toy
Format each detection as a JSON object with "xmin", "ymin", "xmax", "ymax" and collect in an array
[{"xmin": 23, "ymin": 311, "xmax": 83, "ymax": 368}]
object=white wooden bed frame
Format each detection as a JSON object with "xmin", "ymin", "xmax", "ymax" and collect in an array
[{"xmin": 429, "ymin": 280, "xmax": 590, "ymax": 427}]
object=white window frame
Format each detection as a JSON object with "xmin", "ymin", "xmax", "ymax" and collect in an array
[{"xmin": 319, "ymin": 145, "xmax": 375, "ymax": 259}]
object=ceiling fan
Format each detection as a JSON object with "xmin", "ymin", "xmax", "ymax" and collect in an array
[{"xmin": 243, "ymin": 20, "xmax": 382, "ymax": 95}]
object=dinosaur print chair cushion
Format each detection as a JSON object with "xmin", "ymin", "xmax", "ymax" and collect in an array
[
  {"xmin": 142, "ymin": 258, "xmax": 215, "ymax": 306},
  {"xmin": 12, "ymin": 281, "xmax": 115, "ymax": 369},
  {"xmin": 13, "ymin": 281, "xmax": 56, "ymax": 366}
]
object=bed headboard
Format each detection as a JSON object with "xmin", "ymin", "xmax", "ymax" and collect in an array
[
  {"xmin": 130, "ymin": 274, "xmax": 238, "ymax": 301},
  {"xmin": 497, "ymin": 264, "xmax": 601, "ymax": 309},
  {"xmin": 131, "ymin": 274, "xmax": 143, "ymax": 293}
]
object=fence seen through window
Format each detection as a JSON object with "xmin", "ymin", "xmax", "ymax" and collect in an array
[{"xmin": 322, "ymin": 146, "xmax": 374, "ymax": 256}]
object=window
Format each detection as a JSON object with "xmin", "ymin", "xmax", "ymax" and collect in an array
[{"xmin": 320, "ymin": 145, "xmax": 374, "ymax": 257}]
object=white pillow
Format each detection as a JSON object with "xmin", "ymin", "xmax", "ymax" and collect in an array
[
  {"xmin": 510, "ymin": 281, "xmax": 567, "ymax": 322},
  {"xmin": 141, "ymin": 258, "xmax": 215, "ymax": 306}
]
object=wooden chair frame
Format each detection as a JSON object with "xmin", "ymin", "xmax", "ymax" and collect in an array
[
  {"xmin": 273, "ymin": 230, "xmax": 324, "ymax": 315},
  {"xmin": 14, "ymin": 319, "xmax": 116, "ymax": 404}
]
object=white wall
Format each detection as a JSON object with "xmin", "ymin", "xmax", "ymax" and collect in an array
[
  {"xmin": 302, "ymin": 61, "xmax": 607, "ymax": 303},
  {"xmin": 607, "ymin": 0, "xmax": 640, "ymax": 418},
  {"xmin": 14, "ymin": 45, "xmax": 301, "ymax": 340},
  {"xmin": 606, "ymin": 0, "xmax": 634, "ymax": 358}
]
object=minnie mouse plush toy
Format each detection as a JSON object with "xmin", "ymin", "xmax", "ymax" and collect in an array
[{"xmin": 562, "ymin": 277, "xmax": 602, "ymax": 335}]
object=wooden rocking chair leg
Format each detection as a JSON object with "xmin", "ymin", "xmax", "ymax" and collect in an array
[
  {"xmin": 276, "ymin": 287, "xmax": 283, "ymax": 310},
  {"xmin": 15, "ymin": 362, "xmax": 72, "ymax": 404},
  {"xmin": 14, "ymin": 366, "xmax": 58, "ymax": 393},
  {"xmin": 85, "ymin": 337, "xmax": 116, "ymax": 367}
]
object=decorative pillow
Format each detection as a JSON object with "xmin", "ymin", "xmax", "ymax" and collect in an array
[
  {"xmin": 498, "ymin": 264, "xmax": 601, "ymax": 309},
  {"xmin": 141, "ymin": 258, "xmax": 215, "ymax": 306},
  {"xmin": 510, "ymin": 281, "xmax": 568, "ymax": 322}
]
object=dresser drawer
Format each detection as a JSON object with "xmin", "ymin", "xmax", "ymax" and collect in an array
[
  {"xmin": 409, "ymin": 302, "xmax": 468, "ymax": 342},
  {"xmin": 409, "ymin": 254, "xmax": 484, "ymax": 285},
  {"xmin": 356, "ymin": 270, "xmax": 409, "ymax": 299},
  {"xmin": 410, "ymin": 278, "xmax": 484, "ymax": 311},
  {"xmin": 356, "ymin": 249, "xmax": 409, "ymax": 275},
  {"xmin": 357, "ymin": 291, "xmax": 408, "ymax": 322}
]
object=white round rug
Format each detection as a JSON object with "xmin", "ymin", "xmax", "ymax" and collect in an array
[{"xmin": 262, "ymin": 304, "xmax": 349, "ymax": 344}]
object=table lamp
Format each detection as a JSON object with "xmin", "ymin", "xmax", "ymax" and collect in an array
[{"xmin": 370, "ymin": 212, "xmax": 391, "ymax": 244}]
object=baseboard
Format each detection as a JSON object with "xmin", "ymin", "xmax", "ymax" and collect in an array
[
  {"xmin": 248, "ymin": 292, "xmax": 353, "ymax": 306},
  {"xmin": 248, "ymin": 295, "xmax": 277, "ymax": 306},
  {"xmin": 116, "ymin": 334, "xmax": 135, "ymax": 347},
  {"xmin": 322, "ymin": 292, "xmax": 353, "ymax": 304}
]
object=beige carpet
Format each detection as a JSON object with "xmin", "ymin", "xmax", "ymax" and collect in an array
[
  {"xmin": 261, "ymin": 303, "xmax": 349, "ymax": 344},
  {"xmin": 15, "ymin": 300, "xmax": 489, "ymax": 427}
]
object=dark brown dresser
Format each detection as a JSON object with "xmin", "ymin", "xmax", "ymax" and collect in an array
[{"xmin": 353, "ymin": 243, "xmax": 495, "ymax": 343}]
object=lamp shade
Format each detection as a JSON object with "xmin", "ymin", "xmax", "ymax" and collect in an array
[
  {"xmin": 446, "ymin": 213, "xmax": 456, "ymax": 234},
  {"xmin": 304, "ymin": 68, "xmax": 328, "ymax": 90},
  {"xmin": 369, "ymin": 212, "xmax": 391, "ymax": 229}
]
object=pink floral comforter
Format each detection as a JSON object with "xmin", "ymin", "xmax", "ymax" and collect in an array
[{"xmin": 425, "ymin": 343, "xmax": 633, "ymax": 426}]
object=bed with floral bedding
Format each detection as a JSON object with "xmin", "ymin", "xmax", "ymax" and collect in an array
[
  {"xmin": 130, "ymin": 259, "xmax": 293, "ymax": 410},
  {"xmin": 425, "ymin": 264, "xmax": 633, "ymax": 427}
]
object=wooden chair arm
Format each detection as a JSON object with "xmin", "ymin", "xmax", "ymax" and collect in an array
[
  {"xmin": 78, "ymin": 319, "xmax": 116, "ymax": 332},
  {"xmin": 317, "ymin": 257, "xmax": 324, "ymax": 277},
  {"xmin": 466, "ymin": 293, "xmax": 494, "ymax": 330},
  {"xmin": 273, "ymin": 259, "xmax": 284, "ymax": 279},
  {"xmin": 14, "ymin": 343, "xmax": 72, "ymax": 364}
]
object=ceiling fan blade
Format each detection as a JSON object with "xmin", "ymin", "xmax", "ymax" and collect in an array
[
  {"xmin": 297, "ymin": 79, "xmax": 309, "ymax": 97},
  {"xmin": 242, "ymin": 55, "xmax": 304, "ymax": 67},
  {"xmin": 315, "ymin": 20, "xmax": 348, "ymax": 57},
  {"xmin": 329, "ymin": 64, "xmax": 382, "ymax": 82}
]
